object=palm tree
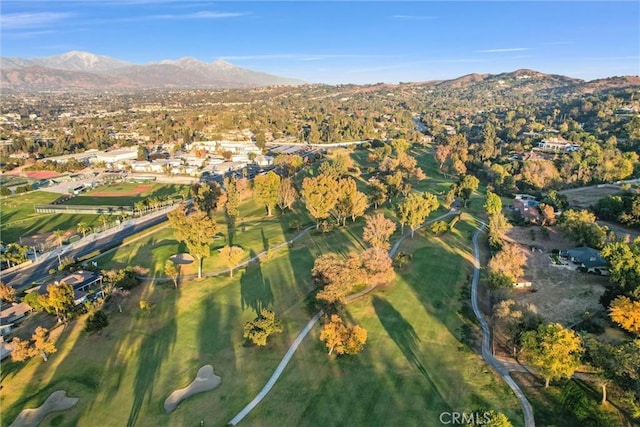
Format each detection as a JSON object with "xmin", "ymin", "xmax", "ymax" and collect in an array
[
  {"xmin": 77, "ymin": 222, "xmax": 90, "ymax": 238},
  {"xmin": 98, "ymin": 214, "xmax": 109, "ymax": 231},
  {"xmin": 134, "ymin": 201, "xmax": 145, "ymax": 216},
  {"xmin": 53, "ymin": 229, "xmax": 65, "ymax": 247}
]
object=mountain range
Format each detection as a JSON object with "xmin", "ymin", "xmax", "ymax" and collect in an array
[
  {"xmin": 1, "ymin": 51, "xmax": 639, "ymax": 94},
  {"xmin": 0, "ymin": 51, "xmax": 305, "ymax": 92}
]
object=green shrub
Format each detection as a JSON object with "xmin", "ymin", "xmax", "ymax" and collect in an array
[{"xmin": 85, "ymin": 310, "xmax": 108, "ymax": 332}]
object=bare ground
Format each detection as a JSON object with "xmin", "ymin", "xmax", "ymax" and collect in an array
[{"xmin": 505, "ymin": 226, "xmax": 609, "ymax": 326}]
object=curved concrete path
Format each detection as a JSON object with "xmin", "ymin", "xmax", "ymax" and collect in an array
[
  {"xmin": 227, "ymin": 211, "xmax": 455, "ymax": 425},
  {"xmin": 470, "ymin": 219, "xmax": 535, "ymax": 427}
]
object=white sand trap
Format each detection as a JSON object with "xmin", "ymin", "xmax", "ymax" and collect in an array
[
  {"xmin": 164, "ymin": 365, "xmax": 221, "ymax": 414},
  {"xmin": 9, "ymin": 390, "xmax": 78, "ymax": 427},
  {"xmin": 169, "ymin": 253, "xmax": 195, "ymax": 265}
]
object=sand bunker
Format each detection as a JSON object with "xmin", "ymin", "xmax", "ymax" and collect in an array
[
  {"xmin": 164, "ymin": 365, "xmax": 221, "ymax": 414},
  {"xmin": 9, "ymin": 390, "xmax": 78, "ymax": 427},
  {"xmin": 169, "ymin": 253, "xmax": 195, "ymax": 265}
]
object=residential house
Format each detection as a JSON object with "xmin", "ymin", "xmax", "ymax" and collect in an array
[
  {"xmin": 537, "ymin": 137, "xmax": 579, "ymax": 153},
  {"xmin": 560, "ymin": 247, "xmax": 608, "ymax": 274}
]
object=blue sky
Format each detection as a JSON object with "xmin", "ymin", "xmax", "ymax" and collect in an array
[{"xmin": 1, "ymin": 1, "xmax": 639, "ymax": 84}]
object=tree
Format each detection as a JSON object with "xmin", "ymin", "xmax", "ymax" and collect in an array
[
  {"xmin": 361, "ymin": 247, "xmax": 395, "ymax": 286},
  {"xmin": 224, "ymin": 176, "xmax": 240, "ymax": 219},
  {"xmin": 601, "ymin": 238, "xmax": 640, "ymax": 297},
  {"xmin": 164, "ymin": 260, "xmax": 180, "ymax": 289},
  {"xmin": 41, "ymin": 282, "xmax": 75, "ymax": 323},
  {"xmin": 0, "ymin": 282, "xmax": 16, "ymax": 303},
  {"xmin": 521, "ymin": 160, "xmax": 560, "ymax": 189},
  {"xmin": 559, "ymin": 209, "xmax": 607, "ymax": 249},
  {"xmin": 333, "ymin": 178, "xmax": 368, "ymax": 226},
  {"xmin": 362, "ymin": 213, "xmax": 396, "ymax": 250},
  {"xmin": 609, "ymin": 296, "xmax": 640, "ymax": 335},
  {"xmin": 430, "ymin": 220, "xmax": 449, "ymax": 235},
  {"xmin": 277, "ymin": 177, "xmax": 298, "ymax": 212},
  {"xmin": 319, "ymin": 314, "xmax": 367, "ymax": 355},
  {"xmin": 243, "ymin": 309, "xmax": 283, "ymax": 346},
  {"xmin": 488, "ymin": 243, "xmax": 526, "ymax": 282},
  {"xmin": 301, "ymin": 174, "xmax": 340, "ymax": 228},
  {"xmin": 77, "ymin": 222, "xmax": 90, "ymax": 238},
  {"xmin": 191, "ymin": 182, "xmax": 222, "ymax": 217},
  {"xmin": 538, "ymin": 203, "xmax": 555, "ymax": 226},
  {"xmin": 219, "ymin": 246, "xmax": 244, "ymax": 277},
  {"xmin": 32, "ymin": 326, "xmax": 57, "ymax": 361},
  {"xmin": 434, "ymin": 143, "xmax": 452, "ymax": 171},
  {"xmin": 484, "ymin": 191, "xmax": 502, "ymax": 216},
  {"xmin": 53, "ymin": 229, "xmax": 65, "ymax": 247},
  {"xmin": 457, "ymin": 175, "xmax": 480, "ymax": 207},
  {"xmin": 521, "ymin": 323, "xmax": 583, "ymax": 388},
  {"xmin": 313, "ymin": 253, "xmax": 364, "ymax": 305},
  {"xmin": 254, "ymin": 171, "xmax": 281, "ymax": 216},
  {"xmin": 397, "ymin": 192, "xmax": 439, "ymax": 238},
  {"xmin": 368, "ymin": 179, "xmax": 388, "ymax": 209},
  {"xmin": 10, "ymin": 337, "xmax": 34, "ymax": 362},
  {"xmin": 85, "ymin": 310, "xmax": 109, "ymax": 332},
  {"xmin": 479, "ymin": 122, "xmax": 498, "ymax": 161},
  {"xmin": 487, "ymin": 212, "xmax": 512, "ymax": 248},
  {"xmin": 168, "ymin": 207, "xmax": 217, "ymax": 278}
]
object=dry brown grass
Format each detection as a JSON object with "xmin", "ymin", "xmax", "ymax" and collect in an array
[
  {"xmin": 559, "ymin": 185, "xmax": 622, "ymax": 209},
  {"xmin": 505, "ymin": 226, "xmax": 608, "ymax": 326}
]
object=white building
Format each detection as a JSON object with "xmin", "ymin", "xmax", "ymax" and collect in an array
[{"xmin": 96, "ymin": 149, "xmax": 138, "ymax": 164}]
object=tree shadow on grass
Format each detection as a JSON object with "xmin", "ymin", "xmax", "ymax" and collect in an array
[
  {"xmin": 226, "ymin": 214, "xmax": 236, "ymax": 247},
  {"xmin": 372, "ymin": 296, "xmax": 439, "ymax": 391},
  {"xmin": 239, "ymin": 250, "xmax": 274, "ymax": 316},
  {"xmin": 126, "ymin": 283, "xmax": 178, "ymax": 427}
]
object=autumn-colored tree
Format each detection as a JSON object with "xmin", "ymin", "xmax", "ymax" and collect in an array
[
  {"xmin": 430, "ymin": 220, "xmax": 449, "ymax": 235},
  {"xmin": 391, "ymin": 138, "xmax": 411, "ymax": 156},
  {"xmin": 313, "ymin": 253, "xmax": 364, "ymax": 305},
  {"xmin": 32, "ymin": 326, "xmax": 57, "ymax": 362},
  {"xmin": 362, "ymin": 213, "xmax": 396, "ymax": 250},
  {"xmin": 10, "ymin": 337, "xmax": 34, "ymax": 362},
  {"xmin": 361, "ymin": 247, "xmax": 395, "ymax": 285},
  {"xmin": 521, "ymin": 160, "xmax": 560, "ymax": 189},
  {"xmin": 243, "ymin": 309, "xmax": 283, "ymax": 346},
  {"xmin": 168, "ymin": 207, "xmax": 217, "ymax": 278},
  {"xmin": 609, "ymin": 296, "xmax": 640, "ymax": 335},
  {"xmin": 273, "ymin": 154, "xmax": 303, "ymax": 176},
  {"xmin": 434, "ymin": 143, "xmax": 452, "ymax": 171},
  {"xmin": 277, "ymin": 177, "xmax": 298, "ymax": 212},
  {"xmin": 0, "ymin": 282, "xmax": 16, "ymax": 303},
  {"xmin": 41, "ymin": 282, "xmax": 75, "ymax": 323},
  {"xmin": 397, "ymin": 192, "xmax": 439, "ymax": 238},
  {"xmin": 254, "ymin": 171, "xmax": 281, "ymax": 216},
  {"xmin": 488, "ymin": 243, "xmax": 526, "ymax": 282},
  {"xmin": 368, "ymin": 179, "xmax": 388, "ymax": 209},
  {"xmin": 521, "ymin": 323, "xmax": 583, "ymax": 388},
  {"xmin": 219, "ymin": 246, "xmax": 244, "ymax": 278},
  {"xmin": 538, "ymin": 203, "xmax": 555, "ymax": 226},
  {"xmin": 319, "ymin": 314, "xmax": 367, "ymax": 355},
  {"xmin": 301, "ymin": 174, "xmax": 340, "ymax": 228},
  {"xmin": 164, "ymin": 260, "xmax": 180, "ymax": 289}
]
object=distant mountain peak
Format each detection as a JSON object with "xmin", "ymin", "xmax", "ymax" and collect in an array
[{"xmin": 212, "ymin": 59, "xmax": 235, "ymax": 69}]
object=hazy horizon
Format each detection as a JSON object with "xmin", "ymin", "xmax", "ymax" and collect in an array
[{"xmin": 2, "ymin": 1, "xmax": 639, "ymax": 85}]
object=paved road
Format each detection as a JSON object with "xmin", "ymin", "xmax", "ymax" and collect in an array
[
  {"xmin": 470, "ymin": 220, "xmax": 535, "ymax": 427},
  {"xmin": 1, "ymin": 213, "xmax": 170, "ymax": 290}
]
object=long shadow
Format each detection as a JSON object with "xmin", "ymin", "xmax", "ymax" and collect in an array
[
  {"xmin": 372, "ymin": 296, "xmax": 433, "ymax": 383},
  {"xmin": 126, "ymin": 279, "xmax": 178, "ymax": 427},
  {"xmin": 261, "ymin": 228, "xmax": 269, "ymax": 254},
  {"xmin": 226, "ymin": 213, "xmax": 236, "ymax": 246},
  {"xmin": 239, "ymin": 250, "xmax": 273, "ymax": 315}
]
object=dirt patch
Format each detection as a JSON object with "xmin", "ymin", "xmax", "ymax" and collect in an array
[
  {"xmin": 20, "ymin": 230, "xmax": 77, "ymax": 249},
  {"xmin": 91, "ymin": 184, "xmax": 152, "ymax": 197},
  {"xmin": 559, "ymin": 185, "xmax": 622, "ymax": 209},
  {"xmin": 505, "ymin": 226, "xmax": 608, "ymax": 326}
]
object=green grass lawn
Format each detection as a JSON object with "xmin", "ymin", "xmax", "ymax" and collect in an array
[
  {"xmin": 0, "ymin": 213, "xmax": 524, "ymax": 427},
  {"xmin": 0, "ymin": 191, "xmax": 104, "ymax": 244},
  {"xmin": 64, "ymin": 183, "xmax": 189, "ymax": 207}
]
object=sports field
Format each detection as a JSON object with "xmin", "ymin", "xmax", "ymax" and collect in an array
[{"xmin": 63, "ymin": 183, "xmax": 189, "ymax": 207}]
